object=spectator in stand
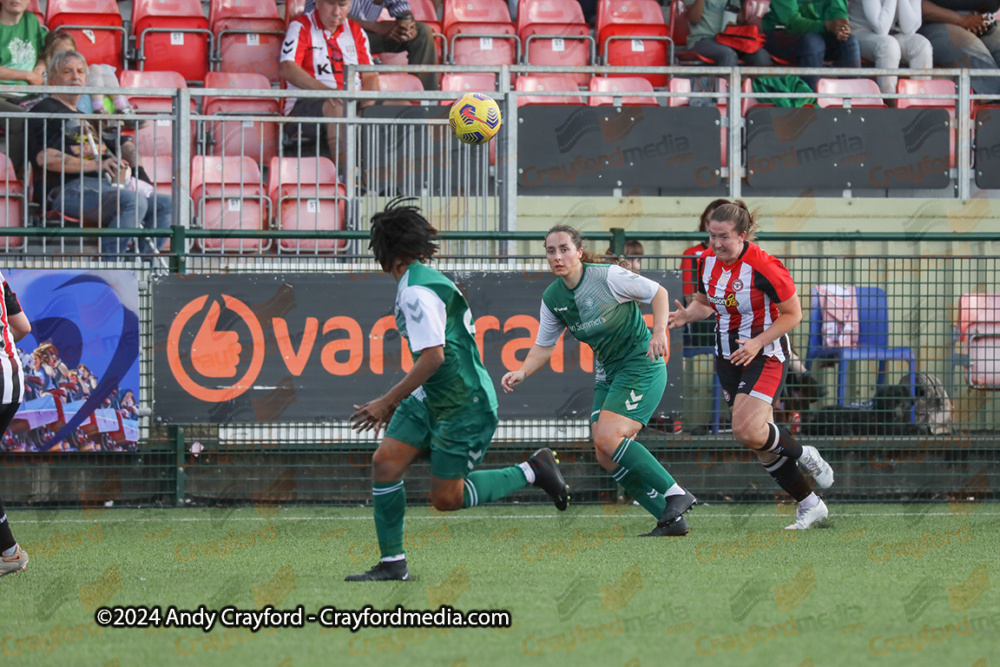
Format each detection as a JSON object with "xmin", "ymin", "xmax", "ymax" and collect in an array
[
  {"xmin": 0, "ymin": 0, "xmax": 46, "ymax": 174},
  {"xmin": 763, "ymin": 0, "xmax": 862, "ymax": 90},
  {"xmin": 684, "ymin": 0, "xmax": 776, "ymax": 66},
  {"xmin": 304, "ymin": 0, "xmax": 439, "ymax": 90},
  {"xmin": 281, "ymin": 0, "xmax": 381, "ymax": 172},
  {"xmin": 605, "ymin": 239, "xmax": 646, "ymax": 272},
  {"xmin": 919, "ymin": 0, "xmax": 1000, "ymax": 97},
  {"xmin": 27, "ymin": 50, "xmax": 173, "ymax": 257},
  {"xmin": 849, "ymin": 0, "xmax": 933, "ymax": 94}
]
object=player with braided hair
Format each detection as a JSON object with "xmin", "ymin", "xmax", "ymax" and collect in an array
[{"xmin": 346, "ymin": 199, "xmax": 569, "ymax": 582}]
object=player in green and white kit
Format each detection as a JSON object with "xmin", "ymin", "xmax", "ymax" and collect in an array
[
  {"xmin": 347, "ymin": 200, "xmax": 570, "ymax": 582},
  {"xmin": 502, "ymin": 226, "xmax": 697, "ymax": 536}
]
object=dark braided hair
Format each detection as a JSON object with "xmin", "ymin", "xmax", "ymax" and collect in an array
[{"xmin": 369, "ymin": 197, "xmax": 439, "ymax": 271}]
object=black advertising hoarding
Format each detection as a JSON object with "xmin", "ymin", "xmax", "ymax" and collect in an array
[
  {"xmin": 152, "ymin": 271, "xmax": 684, "ymax": 424},
  {"xmin": 745, "ymin": 107, "xmax": 951, "ymax": 190},
  {"xmin": 975, "ymin": 106, "xmax": 1000, "ymax": 189},
  {"xmin": 517, "ymin": 106, "xmax": 724, "ymax": 194}
]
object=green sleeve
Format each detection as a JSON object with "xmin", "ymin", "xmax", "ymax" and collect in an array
[
  {"xmin": 762, "ymin": 0, "xmax": 825, "ymax": 34},
  {"xmin": 822, "ymin": 0, "xmax": 849, "ymax": 21}
]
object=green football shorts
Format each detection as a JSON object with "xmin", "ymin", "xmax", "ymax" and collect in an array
[
  {"xmin": 384, "ymin": 394, "xmax": 499, "ymax": 479},
  {"xmin": 591, "ymin": 357, "xmax": 666, "ymax": 426}
]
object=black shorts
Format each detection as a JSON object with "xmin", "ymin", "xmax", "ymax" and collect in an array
[{"xmin": 717, "ymin": 354, "xmax": 787, "ymax": 407}]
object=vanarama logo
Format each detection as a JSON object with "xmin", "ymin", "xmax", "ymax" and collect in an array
[{"xmin": 748, "ymin": 134, "xmax": 865, "ymax": 175}]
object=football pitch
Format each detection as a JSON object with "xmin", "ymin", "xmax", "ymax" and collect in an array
[{"xmin": 2, "ymin": 503, "xmax": 997, "ymax": 667}]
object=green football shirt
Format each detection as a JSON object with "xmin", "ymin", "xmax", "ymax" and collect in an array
[
  {"xmin": 394, "ymin": 262, "xmax": 498, "ymax": 418},
  {"xmin": 0, "ymin": 13, "xmax": 45, "ymax": 87},
  {"xmin": 536, "ymin": 263, "xmax": 661, "ymax": 382}
]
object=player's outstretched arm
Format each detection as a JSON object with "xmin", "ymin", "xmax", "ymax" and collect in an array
[
  {"xmin": 351, "ymin": 345, "xmax": 445, "ymax": 434},
  {"xmin": 668, "ymin": 294, "xmax": 714, "ymax": 329},
  {"xmin": 647, "ymin": 285, "xmax": 670, "ymax": 361},
  {"xmin": 500, "ymin": 344, "xmax": 556, "ymax": 393}
]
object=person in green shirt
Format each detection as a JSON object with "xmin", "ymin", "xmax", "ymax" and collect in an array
[
  {"xmin": 762, "ymin": 0, "xmax": 861, "ymax": 90},
  {"xmin": 502, "ymin": 225, "xmax": 698, "ymax": 537},
  {"xmin": 0, "ymin": 0, "xmax": 46, "ymax": 174},
  {"xmin": 347, "ymin": 199, "xmax": 570, "ymax": 582}
]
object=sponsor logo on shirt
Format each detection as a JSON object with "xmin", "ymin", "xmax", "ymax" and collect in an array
[
  {"xmin": 570, "ymin": 317, "xmax": 607, "ymax": 333},
  {"xmin": 708, "ymin": 294, "xmax": 739, "ymax": 307}
]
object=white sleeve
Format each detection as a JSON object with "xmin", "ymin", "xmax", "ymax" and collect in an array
[
  {"xmin": 398, "ymin": 285, "xmax": 447, "ymax": 352},
  {"xmin": 895, "ymin": 0, "xmax": 921, "ymax": 34},
  {"xmin": 858, "ymin": 0, "xmax": 895, "ymax": 35},
  {"xmin": 606, "ymin": 265, "xmax": 660, "ymax": 304},
  {"xmin": 280, "ymin": 21, "xmax": 304, "ymax": 64},
  {"xmin": 535, "ymin": 301, "xmax": 566, "ymax": 347}
]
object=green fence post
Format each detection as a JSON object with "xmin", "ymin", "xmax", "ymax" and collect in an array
[
  {"xmin": 170, "ymin": 225, "xmax": 187, "ymax": 275},
  {"xmin": 172, "ymin": 425, "xmax": 186, "ymax": 506},
  {"xmin": 610, "ymin": 227, "xmax": 625, "ymax": 258}
]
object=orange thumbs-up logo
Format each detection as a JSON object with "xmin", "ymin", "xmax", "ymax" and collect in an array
[
  {"xmin": 191, "ymin": 300, "xmax": 242, "ymax": 378},
  {"xmin": 167, "ymin": 294, "xmax": 265, "ymax": 402}
]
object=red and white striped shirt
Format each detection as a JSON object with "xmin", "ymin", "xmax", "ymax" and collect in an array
[
  {"xmin": 280, "ymin": 11, "xmax": 374, "ymax": 115},
  {"xmin": 698, "ymin": 242, "xmax": 795, "ymax": 361},
  {"xmin": 0, "ymin": 272, "xmax": 24, "ymax": 405}
]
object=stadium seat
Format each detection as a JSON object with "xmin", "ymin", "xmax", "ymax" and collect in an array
[
  {"xmin": 444, "ymin": 0, "xmax": 519, "ymax": 67},
  {"xmin": 132, "ymin": 0, "xmax": 211, "ymax": 83},
  {"xmin": 284, "ymin": 0, "xmax": 305, "ymax": 26},
  {"xmin": 119, "ymin": 70, "xmax": 196, "ymax": 162},
  {"xmin": 376, "ymin": 73, "xmax": 426, "ymax": 104},
  {"xmin": 441, "ymin": 72, "xmax": 498, "ymax": 99},
  {"xmin": 519, "ymin": 0, "xmax": 594, "ymax": 85},
  {"xmin": 957, "ymin": 292, "xmax": 1000, "ymax": 389},
  {"xmin": 26, "ymin": 0, "xmax": 43, "ymax": 24},
  {"xmin": 0, "ymin": 153, "xmax": 25, "ymax": 251},
  {"xmin": 597, "ymin": 0, "xmax": 671, "ymax": 86},
  {"xmin": 896, "ymin": 79, "xmax": 957, "ymax": 168},
  {"xmin": 588, "ymin": 76, "xmax": 657, "ymax": 106},
  {"xmin": 46, "ymin": 0, "xmax": 127, "ymax": 70},
  {"xmin": 515, "ymin": 74, "xmax": 584, "ymax": 105},
  {"xmin": 816, "ymin": 78, "xmax": 886, "ymax": 108},
  {"xmin": 667, "ymin": 77, "xmax": 729, "ymax": 167},
  {"xmin": 805, "ymin": 285, "xmax": 916, "ymax": 407},
  {"xmin": 209, "ymin": 0, "xmax": 286, "ymax": 83},
  {"xmin": 409, "ymin": 0, "xmax": 444, "ymax": 58},
  {"xmin": 191, "ymin": 156, "xmax": 270, "ymax": 253},
  {"xmin": 140, "ymin": 155, "xmax": 174, "ymax": 197},
  {"xmin": 203, "ymin": 72, "xmax": 280, "ymax": 165},
  {"xmin": 267, "ymin": 157, "xmax": 346, "ymax": 253}
]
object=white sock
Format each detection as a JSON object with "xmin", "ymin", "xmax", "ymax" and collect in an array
[
  {"xmin": 518, "ymin": 461, "xmax": 536, "ymax": 484},
  {"xmin": 381, "ymin": 554, "xmax": 406, "ymax": 563},
  {"xmin": 664, "ymin": 483, "xmax": 685, "ymax": 498},
  {"xmin": 800, "ymin": 493, "xmax": 819, "ymax": 509},
  {"xmin": 2, "ymin": 544, "xmax": 17, "ymax": 558}
]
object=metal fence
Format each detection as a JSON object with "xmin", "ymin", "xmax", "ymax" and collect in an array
[{"xmin": 0, "ymin": 234, "xmax": 995, "ymax": 508}]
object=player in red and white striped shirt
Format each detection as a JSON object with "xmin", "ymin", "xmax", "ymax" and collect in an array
[
  {"xmin": 669, "ymin": 201, "xmax": 835, "ymax": 530},
  {"xmin": 0, "ymin": 272, "xmax": 31, "ymax": 576},
  {"xmin": 279, "ymin": 0, "xmax": 380, "ymax": 173}
]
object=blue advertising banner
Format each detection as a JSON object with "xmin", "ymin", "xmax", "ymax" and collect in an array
[{"xmin": 3, "ymin": 270, "xmax": 140, "ymax": 453}]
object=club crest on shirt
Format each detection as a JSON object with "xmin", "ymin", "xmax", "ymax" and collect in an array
[{"xmin": 732, "ymin": 279, "xmax": 744, "ymax": 291}]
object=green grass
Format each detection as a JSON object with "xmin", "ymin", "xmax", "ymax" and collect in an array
[{"xmin": 2, "ymin": 503, "xmax": 998, "ymax": 667}]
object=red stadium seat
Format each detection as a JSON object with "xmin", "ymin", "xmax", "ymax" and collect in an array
[
  {"xmin": 588, "ymin": 76, "xmax": 657, "ymax": 106},
  {"xmin": 191, "ymin": 156, "xmax": 269, "ymax": 253},
  {"xmin": 26, "ymin": 0, "xmax": 43, "ymax": 24},
  {"xmin": 816, "ymin": 78, "xmax": 886, "ymax": 108},
  {"xmin": 597, "ymin": 0, "xmax": 670, "ymax": 86},
  {"xmin": 897, "ymin": 79, "xmax": 957, "ymax": 168},
  {"xmin": 119, "ymin": 70, "xmax": 196, "ymax": 162},
  {"xmin": 209, "ymin": 0, "xmax": 286, "ymax": 83},
  {"xmin": 519, "ymin": 0, "xmax": 593, "ymax": 85},
  {"xmin": 441, "ymin": 72, "xmax": 499, "ymax": 99},
  {"xmin": 203, "ymin": 72, "xmax": 280, "ymax": 165},
  {"xmin": 132, "ymin": 0, "xmax": 211, "ymax": 83},
  {"xmin": 0, "ymin": 153, "xmax": 25, "ymax": 251},
  {"xmin": 139, "ymin": 156, "xmax": 174, "ymax": 197},
  {"xmin": 377, "ymin": 73, "xmax": 426, "ymax": 104},
  {"xmin": 268, "ymin": 157, "xmax": 346, "ymax": 253},
  {"xmin": 958, "ymin": 292, "xmax": 1000, "ymax": 388},
  {"xmin": 515, "ymin": 74, "xmax": 584, "ymax": 106},
  {"xmin": 444, "ymin": 0, "xmax": 518, "ymax": 66},
  {"xmin": 46, "ymin": 0, "xmax": 126, "ymax": 70},
  {"xmin": 285, "ymin": 0, "xmax": 305, "ymax": 26}
]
